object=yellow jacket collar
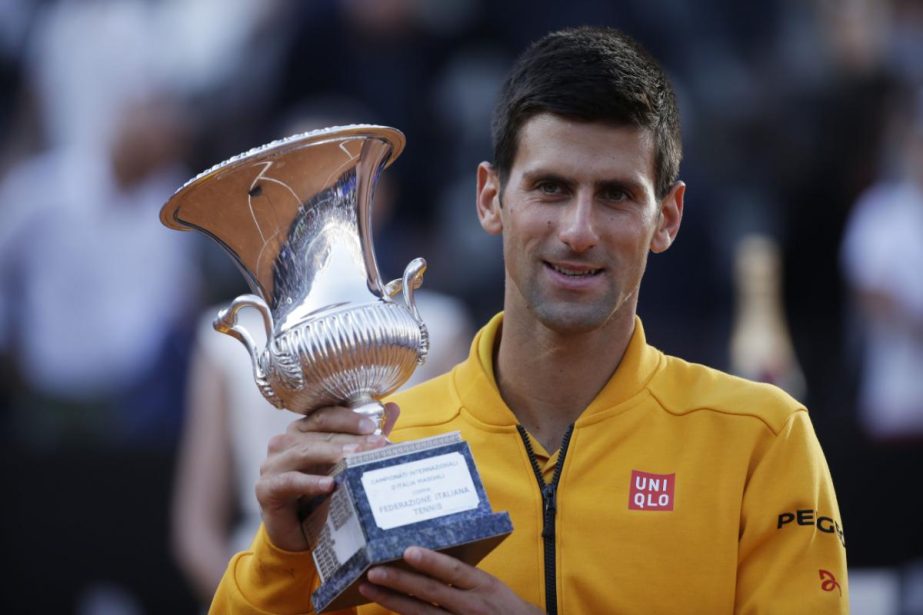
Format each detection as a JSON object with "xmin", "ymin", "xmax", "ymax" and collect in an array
[{"xmin": 453, "ymin": 312, "xmax": 663, "ymax": 427}]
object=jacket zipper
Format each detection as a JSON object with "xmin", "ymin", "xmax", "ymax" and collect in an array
[{"xmin": 517, "ymin": 424, "xmax": 575, "ymax": 615}]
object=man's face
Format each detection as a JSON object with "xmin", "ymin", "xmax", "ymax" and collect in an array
[{"xmin": 477, "ymin": 113, "xmax": 684, "ymax": 335}]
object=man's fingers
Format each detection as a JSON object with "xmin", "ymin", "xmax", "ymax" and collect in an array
[
  {"xmin": 263, "ymin": 432, "xmax": 391, "ymax": 473},
  {"xmin": 288, "ymin": 406, "xmax": 379, "ymax": 436},
  {"xmin": 260, "ymin": 439, "xmax": 353, "ymax": 476},
  {"xmin": 365, "ymin": 558, "xmax": 479, "ymax": 610},
  {"xmin": 403, "ymin": 547, "xmax": 483, "ymax": 590},
  {"xmin": 255, "ymin": 470, "xmax": 335, "ymax": 508},
  {"xmin": 362, "ymin": 549, "xmax": 541, "ymax": 614},
  {"xmin": 267, "ymin": 431, "xmax": 357, "ymax": 456}
]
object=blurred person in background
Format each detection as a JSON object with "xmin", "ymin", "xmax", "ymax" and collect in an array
[
  {"xmin": 0, "ymin": 82, "xmax": 203, "ymax": 615},
  {"xmin": 170, "ymin": 101, "xmax": 476, "ymax": 606},
  {"xmin": 775, "ymin": 0, "xmax": 904, "ymax": 434},
  {"xmin": 0, "ymin": 1, "xmax": 296, "ymax": 612},
  {"xmin": 842, "ymin": 90, "xmax": 923, "ymax": 443},
  {"xmin": 0, "ymin": 0, "xmax": 295, "ymax": 445},
  {"xmin": 0, "ymin": 90, "xmax": 199, "ymax": 445},
  {"xmin": 839, "ymin": 89, "xmax": 923, "ymax": 607}
]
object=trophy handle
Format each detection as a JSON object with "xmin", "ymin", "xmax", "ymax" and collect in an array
[
  {"xmin": 402, "ymin": 258, "xmax": 429, "ymax": 367},
  {"xmin": 384, "ymin": 258, "xmax": 427, "ymax": 318},
  {"xmin": 213, "ymin": 294, "xmax": 284, "ymax": 408},
  {"xmin": 401, "ymin": 257, "xmax": 427, "ymax": 322},
  {"xmin": 383, "ymin": 257, "xmax": 429, "ymax": 367}
]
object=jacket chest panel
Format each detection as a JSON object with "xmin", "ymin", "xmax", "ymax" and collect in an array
[{"xmin": 552, "ymin": 420, "xmax": 747, "ymax": 612}]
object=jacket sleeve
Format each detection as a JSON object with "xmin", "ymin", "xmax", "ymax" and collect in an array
[
  {"xmin": 209, "ymin": 524, "xmax": 357, "ymax": 615},
  {"xmin": 735, "ymin": 410, "xmax": 848, "ymax": 614}
]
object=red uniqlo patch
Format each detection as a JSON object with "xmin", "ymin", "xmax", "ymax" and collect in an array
[{"xmin": 628, "ymin": 470, "xmax": 675, "ymax": 511}]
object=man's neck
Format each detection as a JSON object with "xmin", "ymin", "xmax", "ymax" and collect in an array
[{"xmin": 494, "ymin": 309, "xmax": 636, "ymax": 453}]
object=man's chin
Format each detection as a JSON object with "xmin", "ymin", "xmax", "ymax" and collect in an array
[{"xmin": 529, "ymin": 304, "xmax": 615, "ymax": 336}]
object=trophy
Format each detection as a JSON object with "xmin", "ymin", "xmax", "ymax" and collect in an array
[{"xmin": 160, "ymin": 125, "xmax": 512, "ymax": 612}]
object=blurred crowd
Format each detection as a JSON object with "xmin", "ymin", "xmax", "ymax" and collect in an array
[{"xmin": 0, "ymin": 0, "xmax": 921, "ymax": 612}]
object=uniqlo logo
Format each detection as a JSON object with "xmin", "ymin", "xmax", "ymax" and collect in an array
[{"xmin": 628, "ymin": 470, "xmax": 675, "ymax": 511}]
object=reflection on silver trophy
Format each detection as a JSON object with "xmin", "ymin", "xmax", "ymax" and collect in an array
[
  {"xmin": 160, "ymin": 125, "xmax": 428, "ymax": 425},
  {"xmin": 160, "ymin": 125, "xmax": 512, "ymax": 612}
]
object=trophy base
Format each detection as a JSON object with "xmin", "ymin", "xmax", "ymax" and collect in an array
[{"xmin": 302, "ymin": 433, "xmax": 513, "ymax": 613}]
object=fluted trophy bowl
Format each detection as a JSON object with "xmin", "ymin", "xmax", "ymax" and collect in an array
[{"xmin": 160, "ymin": 125, "xmax": 428, "ymax": 426}]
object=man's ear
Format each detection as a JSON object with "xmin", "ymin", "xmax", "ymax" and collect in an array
[
  {"xmin": 650, "ymin": 181, "xmax": 685, "ymax": 254},
  {"xmin": 476, "ymin": 162, "xmax": 503, "ymax": 235}
]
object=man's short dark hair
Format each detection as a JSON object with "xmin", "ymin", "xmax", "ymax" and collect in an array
[{"xmin": 491, "ymin": 26, "xmax": 682, "ymax": 199}]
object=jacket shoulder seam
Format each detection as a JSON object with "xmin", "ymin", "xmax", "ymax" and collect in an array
[{"xmin": 645, "ymin": 387, "xmax": 805, "ymax": 437}]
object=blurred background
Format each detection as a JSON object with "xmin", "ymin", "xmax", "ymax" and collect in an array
[{"xmin": 1, "ymin": 0, "xmax": 921, "ymax": 613}]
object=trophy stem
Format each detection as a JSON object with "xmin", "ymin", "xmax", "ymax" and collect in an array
[{"xmin": 350, "ymin": 399, "xmax": 386, "ymax": 435}]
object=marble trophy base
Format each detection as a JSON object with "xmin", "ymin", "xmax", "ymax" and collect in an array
[{"xmin": 302, "ymin": 432, "xmax": 513, "ymax": 613}]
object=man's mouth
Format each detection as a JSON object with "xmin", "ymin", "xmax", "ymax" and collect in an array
[{"xmin": 546, "ymin": 262, "xmax": 603, "ymax": 277}]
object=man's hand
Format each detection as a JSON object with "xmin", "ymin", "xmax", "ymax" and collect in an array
[
  {"xmin": 255, "ymin": 403, "xmax": 399, "ymax": 552},
  {"xmin": 358, "ymin": 547, "xmax": 543, "ymax": 615}
]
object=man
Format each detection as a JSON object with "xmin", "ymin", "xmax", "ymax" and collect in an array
[{"xmin": 211, "ymin": 27, "xmax": 848, "ymax": 614}]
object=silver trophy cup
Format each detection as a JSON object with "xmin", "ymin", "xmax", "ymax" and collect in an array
[
  {"xmin": 160, "ymin": 125, "xmax": 511, "ymax": 612},
  {"xmin": 160, "ymin": 125, "xmax": 428, "ymax": 426}
]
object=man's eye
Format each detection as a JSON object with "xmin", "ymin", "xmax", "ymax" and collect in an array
[
  {"xmin": 537, "ymin": 182, "xmax": 563, "ymax": 195},
  {"xmin": 602, "ymin": 188, "xmax": 629, "ymax": 202}
]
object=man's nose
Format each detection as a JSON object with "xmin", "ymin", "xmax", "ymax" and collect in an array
[{"xmin": 558, "ymin": 195, "xmax": 598, "ymax": 253}]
